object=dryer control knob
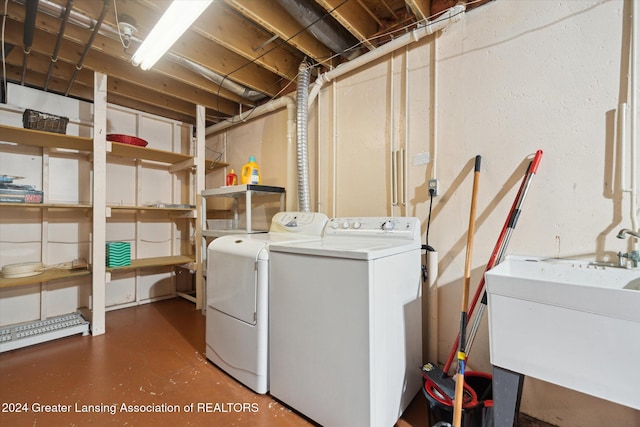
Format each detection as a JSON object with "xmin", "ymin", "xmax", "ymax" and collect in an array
[
  {"xmin": 381, "ymin": 220, "xmax": 394, "ymax": 231},
  {"xmin": 353, "ymin": 221, "xmax": 361, "ymax": 229},
  {"xmin": 342, "ymin": 221, "xmax": 350, "ymax": 229}
]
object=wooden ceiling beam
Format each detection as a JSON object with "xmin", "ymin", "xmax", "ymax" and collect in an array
[
  {"xmin": 404, "ymin": 0, "xmax": 431, "ymax": 21},
  {"xmin": 6, "ymin": 1, "xmax": 254, "ymax": 106},
  {"xmin": 5, "ymin": 51, "xmax": 204, "ymax": 122},
  {"xmin": 169, "ymin": 27, "xmax": 281, "ymax": 97},
  {"xmin": 4, "ymin": 19, "xmax": 239, "ymax": 117},
  {"xmin": 194, "ymin": 2, "xmax": 301, "ymax": 81}
]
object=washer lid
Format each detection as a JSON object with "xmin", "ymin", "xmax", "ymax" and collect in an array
[{"xmin": 269, "ymin": 237, "xmax": 420, "ymax": 260}]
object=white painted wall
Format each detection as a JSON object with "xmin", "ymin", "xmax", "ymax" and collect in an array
[
  {"xmin": 316, "ymin": 0, "xmax": 638, "ymax": 425},
  {"xmin": 428, "ymin": 1, "xmax": 638, "ymax": 424},
  {"xmin": 205, "ymin": 106, "xmax": 307, "ymax": 230},
  {"xmin": 210, "ymin": 0, "xmax": 638, "ymax": 425}
]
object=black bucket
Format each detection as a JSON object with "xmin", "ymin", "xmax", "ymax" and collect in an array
[{"xmin": 422, "ymin": 371, "xmax": 493, "ymax": 427}]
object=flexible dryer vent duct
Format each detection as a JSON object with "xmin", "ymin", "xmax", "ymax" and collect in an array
[
  {"xmin": 296, "ymin": 61, "xmax": 311, "ymax": 212},
  {"xmin": 276, "ymin": 0, "xmax": 359, "ymax": 60}
]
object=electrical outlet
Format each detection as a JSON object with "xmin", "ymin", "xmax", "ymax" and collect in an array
[{"xmin": 428, "ymin": 179, "xmax": 439, "ymax": 196}]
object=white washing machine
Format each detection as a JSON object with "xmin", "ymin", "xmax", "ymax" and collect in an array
[
  {"xmin": 268, "ymin": 217, "xmax": 423, "ymax": 427},
  {"xmin": 205, "ymin": 211, "xmax": 328, "ymax": 394}
]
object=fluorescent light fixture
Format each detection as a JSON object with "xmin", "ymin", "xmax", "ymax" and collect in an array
[{"xmin": 132, "ymin": 0, "xmax": 213, "ymax": 71}]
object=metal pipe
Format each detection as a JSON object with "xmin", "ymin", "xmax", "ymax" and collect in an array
[
  {"xmin": 630, "ymin": 0, "xmax": 638, "ymax": 235},
  {"xmin": 205, "ymin": 95, "xmax": 294, "ymax": 135},
  {"xmin": 23, "ymin": 0, "xmax": 38, "ymax": 49},
  {"xmin": 45, "ymin": 0, "xmax": 73, "ymax": 90},
  {"xmin": 296, "ymin": 61, "xmax": 311, "ymax": 212},
  {"xmin": 18, "ymin": 0, "xmax": 265, "ymax": 101},
  {"xmin": 173, "ymin": 57, "xmax": 264, "ymax": 102},
  {"xmin": 21, "ymin": 0, "xmax": 39, "ymax": 85},
  {"xmin": 65, "ymin": 0, "xmax": 109, "ymax": 96}
]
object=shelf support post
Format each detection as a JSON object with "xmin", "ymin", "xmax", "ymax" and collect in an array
[
  {"xmin": 195, "ymin": 105, "xmax": 205, "ymax": 311},
  {"xmin": 91, "ymin": 72, "xmax": 108, "ymax": 336}
]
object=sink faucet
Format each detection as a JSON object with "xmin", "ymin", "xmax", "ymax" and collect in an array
[
  {"xmin": 616, "ymin": 228, "xmax": 640, "ymax": 268},
  {"xmin": 616, "ymin": 228, "xmax": 640, "ymax": 239}
]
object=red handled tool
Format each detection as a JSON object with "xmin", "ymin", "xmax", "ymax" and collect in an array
[{"xmin": 443, "ymin": 149, "xmax": 543, "ymax": 375}]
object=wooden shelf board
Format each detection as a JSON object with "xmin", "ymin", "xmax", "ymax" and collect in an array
[
  {"xmin": 108, "ymin": 205, "xmax": 195, "ymax": 212},
  {"xmin": 0, "ymin": 268, "xmax": 91, "ymax": 289},
  {"xmin": 0, "ymin": 202, "xmax": 92, "ymax": 209},
  {"xmin": 0, "ymin": 124, "xmax": 92, "ymax": 151},
  {"xmin": 202, "ymin": 229, "xmax": 267, "ymax": 237},
  {"xmin": 109, "ymin": 141, "xmax": 192, "ymax": 165},
  {"xmin": 107, "ymin": 255, "xmax": 195, "ymax": 272},
  {"xmin": 204, "ymin": 160, "xmax": 229, "ymax": 172}
]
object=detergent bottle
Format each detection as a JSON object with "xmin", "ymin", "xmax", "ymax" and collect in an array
[
  {"xmin": 241, "ymin": 156, "xmax": 261, "ymax": 184},
  {"xmin": 225, "ymin": 169, "xmax": 238, "ymax": 186}
]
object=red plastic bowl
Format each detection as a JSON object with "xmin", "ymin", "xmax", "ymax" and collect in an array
[{"xmin": 107, "ymin": 134, "xmax": 148, "ymax": 147}]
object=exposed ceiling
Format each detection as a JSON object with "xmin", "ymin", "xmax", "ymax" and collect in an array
[{"xmin": 2, "ymin": 0, "xmax": 490, "ymax": 126}]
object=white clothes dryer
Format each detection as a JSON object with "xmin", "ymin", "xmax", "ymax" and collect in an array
[
  {"xmin": 205, "ymin": 211, "xmax": 328, "ymax": 394},
  {"xmin": 268, "ymin": 217, "xmax": 423, "ymax": 427}
]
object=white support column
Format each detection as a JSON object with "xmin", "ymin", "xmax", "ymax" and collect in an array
[
  {"xmin": 92, "ymin": 72, "xmax": 107, "ymax": 335},
  {"xmin": 195, "ymin": 105, "xmax": 206, "ymax": 310}
]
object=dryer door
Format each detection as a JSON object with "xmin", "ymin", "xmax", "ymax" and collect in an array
[{"xmin": 207, "ymin": 236, "xmax": 267, "ymax": 325}]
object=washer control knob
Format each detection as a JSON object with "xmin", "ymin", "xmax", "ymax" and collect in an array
[
  {"xmin": 342, "ymin": 220, "xmax": 350, "ymax": 229},
  {"xmin": 331, "ymin": 221, "xmax": 339, "ymax": 229},
  {"xmin": 353, "ymin": 221, "xmax": 361, "ymax": 229},
  {"xmin": 381, "ymin": 220, "xmax": 394, "ymax": 231}
]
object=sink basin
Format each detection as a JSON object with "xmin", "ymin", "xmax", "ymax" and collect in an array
[{"xmin": 485, "ymin": 255, "xmax": 640, "ymax": 410}]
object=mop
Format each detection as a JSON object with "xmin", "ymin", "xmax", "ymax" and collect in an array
[
  {"xmin": 452, "ymin": 155, "xmax": 481, "ymax": 427},
  {"xmin": 422, "ymin": 150, "xmax": 543, "ymax": 426}
]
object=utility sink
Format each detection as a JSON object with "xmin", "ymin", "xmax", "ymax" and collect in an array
[{"xmin": 485, "ymin": 255, "xmax": 640, "ymax": 410}]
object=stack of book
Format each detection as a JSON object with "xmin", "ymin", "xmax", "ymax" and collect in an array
[{"xmin": 0, "ymin": 175, "xmax": 43, "ymax": 204}]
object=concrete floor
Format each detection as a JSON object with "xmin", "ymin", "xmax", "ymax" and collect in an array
[{"xmin": 0, "ymin": 298, "xmax": 555, "ymax": 426}]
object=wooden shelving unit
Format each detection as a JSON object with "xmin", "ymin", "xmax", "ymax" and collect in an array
[
  {"xmin": 0, "ymin": 123, "xmax": 226, "ymax": 171},
  {"xmin": 1, "ymin": 95, "xmax": 215, "ymax": 337},
  {"xmin": 0, "ymin": 125, "xmax": 94, "ymax": 296}
]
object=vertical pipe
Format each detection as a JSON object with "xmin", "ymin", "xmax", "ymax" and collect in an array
[
  {"xmin": 316, "ymin": 88, "xmax": 322, "ymax": 213},
  {"xmin": 390, "ymin": 51, "xmax": 397, "ymax": 209},
  {"xmin": 432, "ymin": 35, "xmax": 439, "ymax": 180},
  {"xmin": 66, "ymin": 0, "xmax": 109, "ymax": 96},
  {"xmin": 630, "ymin": 0, "xmax": 638, "ymax": 234},
  {"xmin": 332, "ymin": 79, "xmax": 338, "ymax": 217},
  {"xmin": 21, "ymin": 0, "xmax": 39, "ymax": 85},
  {"xmin": 426, "ymin": 250, "xmax": 439, "ymax": 365},
  {"xmin": 403, "ymin": 44, "xmax": 410, "ymax": 208},
  {"xmin": 45, "ymin": 0, "xmax": 74, "ymax": 90},
  {"xmin": 286, "ymin": 102, "xmax": 296, "ymax": 211}
]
